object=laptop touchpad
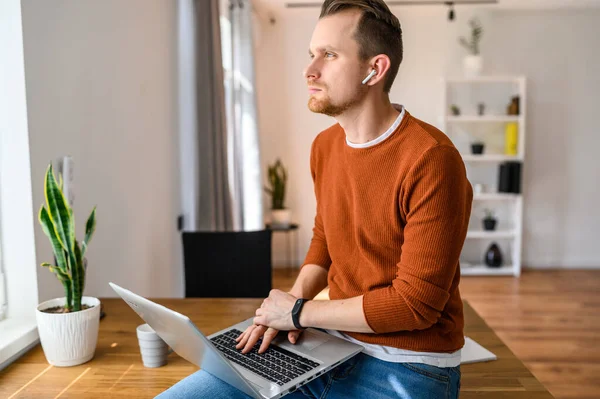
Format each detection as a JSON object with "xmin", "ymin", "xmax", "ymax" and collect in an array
[{"xmin": 277, "ymin": 330, "xmax": 331, "ymax": 351}]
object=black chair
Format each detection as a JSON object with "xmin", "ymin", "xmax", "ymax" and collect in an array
[{"xmin": 182, "ymin": 230, "xmax": 272, "ymax": 298}]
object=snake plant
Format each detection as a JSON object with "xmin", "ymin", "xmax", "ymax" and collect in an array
[
  {"xmin": 459, "ymin": 18, "xmax": 483, "ymax": 56},
  {"xmin": 38, "ymin": 164, "xmax": 96, "ymax": 312},
  {"xmin": 264, "ymin": 159, "xmax": 288, "ymax": 210}
]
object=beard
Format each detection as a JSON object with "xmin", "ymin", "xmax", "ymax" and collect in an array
[{"xmin": 307, "ymin": 86, "xmax": 368, "ymax": 117}]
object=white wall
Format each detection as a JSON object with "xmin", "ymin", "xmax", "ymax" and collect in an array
[
  {"xmin": 484, "ymin": 9, "xmax": 600, "ymax": 268},
  {"xmin": 21, "ymin": 0, "xmax": 182, "ymax": 300},
  {"xmin": 254, "ymin": 4, "xmax": 600, "ymax": 269}
]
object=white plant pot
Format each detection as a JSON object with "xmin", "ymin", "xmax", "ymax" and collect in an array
[
  {"xmin": 36, "ymin": 296, "xmax": 101, "ymax": 367},
  {"xmin": 271, "ymin": 209, "xmax": 291, "ymax": 227},
  {"xmin": 463, "ymin": 55, "xmax": 483, "ymax": 77}
]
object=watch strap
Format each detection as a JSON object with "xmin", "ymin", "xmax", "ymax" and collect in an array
[{"xmin": 291, "ymin": 298, "xmax": 308, "ymax": 330}]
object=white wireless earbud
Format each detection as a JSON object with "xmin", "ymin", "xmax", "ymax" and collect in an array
[{"xmin": 362, "ymin": 69, "xmax": 377, "ymax": 85}]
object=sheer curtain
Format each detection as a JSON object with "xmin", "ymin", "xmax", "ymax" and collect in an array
[
  {"xmin": 221, "ymin": 0, "xmax": 263, "ymax": 231},
  {"xmin": 178, "ymin": 0, "xmax": 263, "ymax": 232}
]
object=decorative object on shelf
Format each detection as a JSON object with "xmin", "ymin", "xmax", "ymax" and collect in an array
[
  {"xmin": 498, "ymin": 161, "xmax": 522, "ymax": 193},
  {"xmin": 264, "ymin": 158, "xmax": 291, "ymax": 227},
  {"xmin": 507, "ymin": 96, "xmax": 520, "ymax": 115},
  {"xmin": 504, "ymin": 122, "xmax": 518, "ymax": 155},
  {"xmin": 36, "ymin": 163, "xmax": 99, "ymax": 367},
  {"xmin": 459, "ymin": 17, "xmax": 483, "ymax": 77},
  {"xmin": 484, "ymin": 242, "xmax": 503, "ymax": 267},
  {"xmin": 471, "ymin": 141, "xmax": 485, "ymax": 154},
  {"xmin": 477, "ymin": 102, "xmax": 485, "ymax": 116},
  {"xmin": 482, "ymin": 208, "xmax": 497, "ymax": 231},
  {"xmin": 473, "ymin": 183, "xmax": 485, "ymax": 195},
  {"xmin": 450, "ymin": 104, "xmax": 461, "ymax": 116}
]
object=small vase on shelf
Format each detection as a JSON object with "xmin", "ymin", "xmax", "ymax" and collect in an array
[
  {"xmin": 459, "ymin": 18, "xmax": 484, "ymax": 77},
  {"xmin": 463, "ymin": 55, "xmax": 483, "ymax": 77},
  {"xmin": 504, "ymin": 122, "xmax": 518, "ymax": 155},
  {"xmin": 484, "ymin": 242, "xmax": 503, "ymax": 268}
]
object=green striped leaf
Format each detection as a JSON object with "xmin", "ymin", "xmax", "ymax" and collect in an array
[
  {"xmin": 71, "ymin": 240, "xmax": 83, "ymax": 311},
  {"xmin": 82, "ymin": 207, "xmax": 96, "ymax": 257},
  {"xmin": 41, "ymin": 262, "xmax": 70, "ymax": 283},
  {"xmin": 49, "ymin": 266, "xmax": 69, "ymax": 282},
  {"xmin": 44, "ymin": 165, "xmax": 74, "ymax": 253},
  {"xmin": 38, "ymin": 205, "xmax": 68, "ymax": 274},
  {"xmin": 74, "ymin": 240, "xmax": 86, "ymax": 295}
]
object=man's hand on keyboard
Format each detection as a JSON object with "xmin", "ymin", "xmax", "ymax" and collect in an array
[
  {"xmin": 235, "ymin": 324, "xmax": 303, "ymax": 354},
  {"xmin": 220, "ymin": 329, "xmax": 317, "ymax": 386},
  {"xmin": 254, "ymin": 289, "xmax": 299, "ymax": 331}
]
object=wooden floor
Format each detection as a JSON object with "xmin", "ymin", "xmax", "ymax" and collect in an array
[{"xmin": 275, "ymin": 268, "xmax": 600, "ymax": 399}]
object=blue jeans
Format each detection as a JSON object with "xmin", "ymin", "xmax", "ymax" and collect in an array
[{"xmin": 155, "ymin": 353, "xmax": 461, "ymax": 399}]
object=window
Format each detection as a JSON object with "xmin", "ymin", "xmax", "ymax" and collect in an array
[
  {"xmin": 0, "ymin": 215, "xmax": 6, "ymax": 322},
  {"xmin": 0, "ymin": 203, "xmax": 6, "ymax": 322},
  {"xmin": 0, "ymin": 0, "xmax": 40, "ymax": 370},
  {"xmin": 0, "ymin": 140, "xmax": 5, "ymax": 321}
]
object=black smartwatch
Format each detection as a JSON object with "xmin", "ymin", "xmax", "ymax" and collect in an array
[{"xmin": 291, "ymin": 298, "xmax": 309, "ymax": 330}]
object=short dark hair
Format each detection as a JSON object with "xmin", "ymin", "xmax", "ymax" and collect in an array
[{"xmin": 320, "ymin": 0, "xmax": 403, "ymax": 93}]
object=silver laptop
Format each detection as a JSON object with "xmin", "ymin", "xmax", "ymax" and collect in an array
[{"xmin": 109, "ymin": 282, "xmax": 363, "ymax": 399}]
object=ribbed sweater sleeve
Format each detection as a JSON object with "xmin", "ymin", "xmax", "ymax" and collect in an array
[
  {"xmin": 301, "ymin": 137, "xmax": 332, "ymax": 271},
  {"xmin": 362, "ymin": 145, "xmax": 472, "ymax": 333}
]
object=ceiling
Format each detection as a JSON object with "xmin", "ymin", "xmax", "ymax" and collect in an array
[{"xmin": 269, "ymin": 0, "xmax": 600, "ymax": 9}]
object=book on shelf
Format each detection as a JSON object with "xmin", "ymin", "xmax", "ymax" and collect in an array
[{"xmin": 498, "ymin": 161, "xmax": 522, "ymax": 194}]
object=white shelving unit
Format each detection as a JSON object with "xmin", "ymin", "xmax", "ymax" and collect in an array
[
  {"xmin": 466, "ymin": 230, "xmax": 516, "ymax": 239},
  {"xmin": 446, "ymin": 115, "xmax": 520, "ymax": 123},
  {"xmin": 441, "ymin": 75, "xmax": 526, "ymax": 277},
  {"xmin": 462, "ymin": 154, "xmax": 522, "ymax": 162}
]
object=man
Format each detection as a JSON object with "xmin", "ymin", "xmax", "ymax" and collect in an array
[{"xmin": 158, "ymin": 0, "xmax": 471, "ymax": 397}]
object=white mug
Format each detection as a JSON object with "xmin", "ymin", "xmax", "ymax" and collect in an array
[{"xmin": 136, "ymin": 324, "xmax": 173, "ymax": 368}]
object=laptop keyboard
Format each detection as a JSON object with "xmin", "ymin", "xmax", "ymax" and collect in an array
[{"xmin": 210, "ymin": 329, "xmax": 320, "ymax": 386}]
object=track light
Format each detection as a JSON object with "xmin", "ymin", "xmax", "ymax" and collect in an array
[
  {"xmin": 446, "ymin": 2, "xmax": 455, "ymax": 21},
  {"xmin": 286, "ymin": 0, "xmax": 498, "ymax": 22}
]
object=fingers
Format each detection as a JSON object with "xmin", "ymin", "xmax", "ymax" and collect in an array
[
  {"xmin": 235, "ymin": 324, "xmax": 264, "ymax": 351},
  {"xmin": 235, "ymin": 324, "xmax": 252, "ymax": 343},
  {"xmin": 240, "ymin": 324, "xmax": 268, "ymax": 354},
  {"xmin": 258, "ymin": 327, "xmax": 279, "ymax": 354},
  {"xmin": 288, "ymin": 330, "xmax": 303, "ymax": 344}
]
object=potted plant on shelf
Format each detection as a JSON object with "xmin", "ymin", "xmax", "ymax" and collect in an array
[
  {"xmin": 459, "ymin": 17, "xmax": 484, "ymax": 77},
  {"xmin": 482, "ymin": 208, "xmax": 497, "ymax": 231},
  {"xmin": 471, "ymin": 141, "xmax": 485, "ymax": 154},
  {"xmin": 264, "ymin": 158, "xmax": 290, "ymax": 227},
  {"xmin": 36, "ymin": 164, "xmax": 98, "ymax": 367},
  {"xmin": 450, "ymin": 104, "xmax": 461, "ymax": 116}
]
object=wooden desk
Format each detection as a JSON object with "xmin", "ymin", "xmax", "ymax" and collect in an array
[{"xmin": 0, "ymin": 299, "xmax": 553, "ymax": 398}]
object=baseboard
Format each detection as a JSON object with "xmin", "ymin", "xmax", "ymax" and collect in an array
[{"xmin": 523, "ymin": 264, "xmax": 600, "ymax": 270}]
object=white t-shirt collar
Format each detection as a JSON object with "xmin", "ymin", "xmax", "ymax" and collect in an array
[{"xmin": 346, "ymin": 104, "xmax": 405, "ymax": 149}]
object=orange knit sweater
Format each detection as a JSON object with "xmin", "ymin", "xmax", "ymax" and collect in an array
[{"xmin": 302, "ymin": 109, "xmax": 472, "ymax": 353}]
